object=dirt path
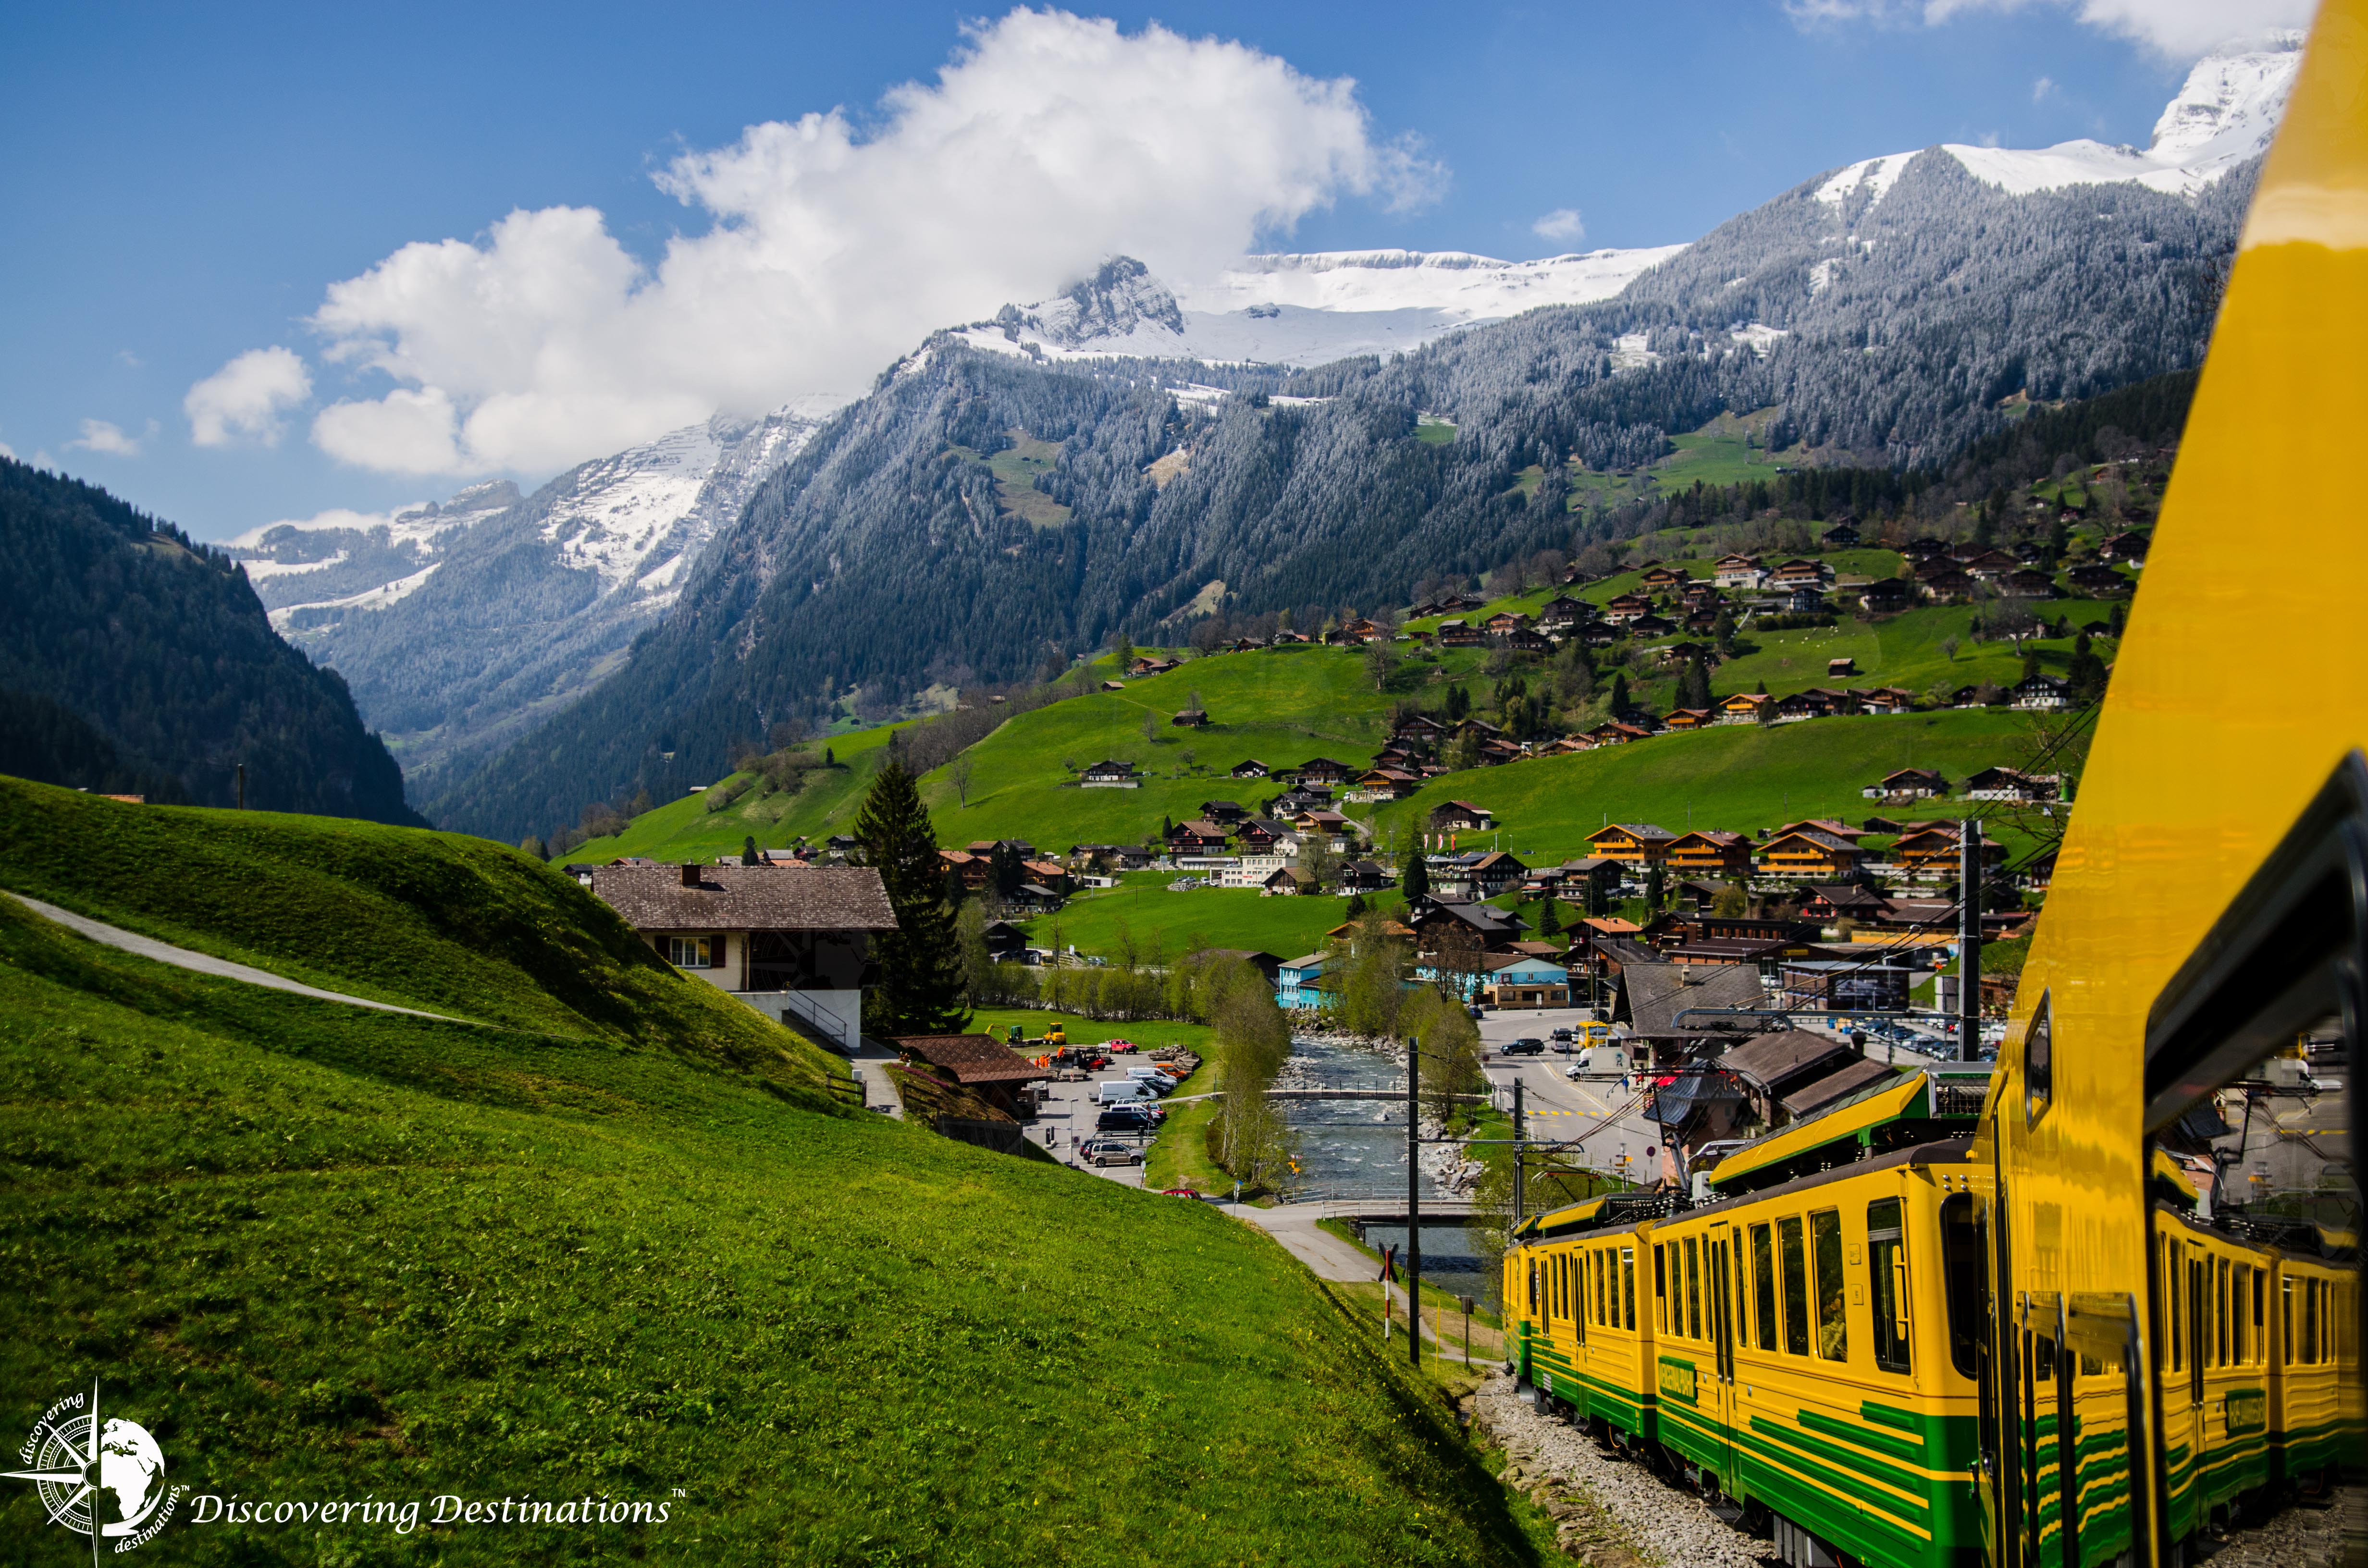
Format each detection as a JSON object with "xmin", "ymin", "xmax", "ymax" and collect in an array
[{"xmin": 5, "ymin": 890, "xmax": 476, "ymax": 1024}]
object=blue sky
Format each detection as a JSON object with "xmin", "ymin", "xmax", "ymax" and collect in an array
[{"xmin": 0, "ymin": 0, "xmax": 2287, "ymax": 539}]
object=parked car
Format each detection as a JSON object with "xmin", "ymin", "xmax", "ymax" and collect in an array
[
  {"xmin": 1105, "ymin": 1039, "xmax": 1139, "ymax": 1054},
  {"xmin": 1097, "ymin": 1107, "xmax": 1156, "ymax": 1133},
  {"xmin": 1503, "ymin": 1037, "xmax": 1545, "ymax": 1056},
  {"xmin": 1097, "ymin": 1079, "xmax": 1159, "ymax": 1104},
  {"xmin": 1550, "ymin": 1027, "xmax": 1574, "ymax": 1044},
  {"xmin": 1085, "ymin": 1139, "xmax": 1145, "ymax": 1167},
  {"xmin": 1159, "ymin": 1188, "xmax": 1202, "ymax": 1200}
]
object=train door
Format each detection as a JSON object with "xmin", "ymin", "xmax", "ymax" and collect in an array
[
  {"xmin": 2140, "ymin": 757, "xmax": 2367, "ymax": 1561},
  {"xmin": 1980, "ymin": 1162, "xmax": 2023, "ymax": 1568},
  {"xmin": 1707, "ymin": 1221, "xmax": 1739, "ymax": 1493}
]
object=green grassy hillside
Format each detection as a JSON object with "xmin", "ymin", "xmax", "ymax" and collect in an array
[
  {"xmin": 1369, "ymin": 708, "xmax": 2043, "ymax": 863},
  {"xmin": 1023, "ymin": 871, "xmax": 1382, "ymax": 965},
  {"xmin": 0, "ymin": 783, "xmax": 1547, "ymax": 1566},
  {"xmin": 568, "ymin": 719, "xmax": 905, "ymax": 864}
]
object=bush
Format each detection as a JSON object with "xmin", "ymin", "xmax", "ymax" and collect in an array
[{"xmin": 703, "ymin": 776, "xmax": 752, "ymax": 812}]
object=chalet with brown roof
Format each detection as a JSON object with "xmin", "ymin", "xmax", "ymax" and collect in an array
[
  {"xmin": 1347, "ymin": 767, "xmax": 1422, "ymax": 802},
  {"xmin": 1713, "ymin": 553, "xmax": 1767, "ymax": 588},
  {"xmin": 1436, "ymin": 619, "xmax": 1485, "ymax": 647},
  {"xmin": 890, "ymin": 1034, "xmax": 1050, "ymax": 1116},
  {"xmin": 1891, "ymin": 826, "xmax": 2008, "ymax": 877},
  {"xmin": 1586, "ymin": 822, "xmax": 1676, "ymax": 866},
  {"xmin": 1661, "ymin": 708, "xmax": 1714, "ymax": 730},
  {"xmin": 1860, "ymin": 577, "xmax": 1913, "ymax": 613},
  {"xmin": 1198, "ymin": 799, "xmax": 1246, "ymax": 824},
  {"xmin": 588, "ymin": 863, "xmax": 897, "ymax": 1049},
  {"xmin": 2066, "ymin": 564, "xmax": 2134, "ymax": 595},
  {"xmin": 1129, "ymin": 656, "xmax": 1181, "ymax": 676},
  {"xmin": 1080, "ymin": 759, "xmax": 1140, "ymax": 787},
  {"xmin": 1964, "ymin": 766, "xmax": 2061, "ymax": 802},
  {"xmin": 1171, "ymin": 708, "xmax": 1209, "ymax": 727},
  {"xmin": 1429, "ymin": 800, "xmax": 1494, "ymax": 833},
  {"xmin": 1294, "ymin": 757, "xmax": 1353, "ymax": 785},
  {"xmin": 1639, "ymin": 566, "xmax": 1688, "ymax": 593},
  {"xmin": 1769, "ymin": 558, "xmax": 1829, "ymax": 588},
  {"xmin": 1262, "ymin": 866, "xmax": 1318, "ymax": 896},
  {"xmin": 1585, "ymin": 720, "xmax": 1655, "ymax": 747},
  {"xmin": 1756, "ymin": 829, "xmax": 1869, "ymax": 880},
  {"xmin": 1827, "ymin": 657, "xmax": 1856, "ymax": 677},
  {"xmin": 1629, "ymin": 613, "xmax": 1680, "ymax": 637},
  {"xmin": 1230, "ymin": 758, "xmax": 1270, "ymax": 778},
  {"xmin": 1662, "ymin": 830, "xmax": 1753, "ymax": 878},
  {"xmin": 2100, "ymin": 530, "xmax": 2150, "ymax": 563},
  {"xmin": 1483, "ymin": 610, "xmax": 1531, "ymax": 633},
  {"xmin": 1716, "ymin": 691, "xmax": 1774, "ymax": 724},
  {"xmin": 1864, "ymin": 767, "xmax": 1948, "ymax": 800},
  {"xmin": 1166, "ymin": 819, "xmax": 1231, "ymax": 852},
  {"xmin": 1604, "ymin": 593, "xmax": 1652, "ymax": 623},
  {"xmin": 939, "ymin": 849, "xmax": 992, "ymax": 892},
  {"xmin": 1538, "ymin": 596, "xmax": 1588, "ymax": 630},
  {"xmin": 1855, "ymin": 687, "xmax": 1916, "ymax": 715},
  {"xmin": 2007, "ymin": 569, "xmax": 2060, "ymax": 598}
]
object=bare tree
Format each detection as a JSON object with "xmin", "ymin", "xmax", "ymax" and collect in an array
[{"xmin": 949, "ymin": 755, "xmax": 974, "ymax": 808}]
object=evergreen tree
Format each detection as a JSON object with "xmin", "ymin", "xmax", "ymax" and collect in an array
[
  {"xmin": 853, "ymin": 758, "xmax": 971, "ymax": 1034},
  {"xmin": 990, "ymin": 839, "xmax": 1025, "ymax": 898},
  {"xmin": 1343, "ymin": 892, "xmax": 1368, "ymax": 920},
  {"xmin": 1536, "ymin": 896, "xmax": 1561, "ymax": 938},
  {"xmin": 1645, "ymin": 863, "xmax": 1666, "ymax": 911},
  {"xmin": 1401, "ymin": 848, "xmax": 1431, "ymax": 904},
  {"xmin": 741, "ymin": 834, "xmax": 761, "ymax": 866},
  {"xmin": 1679, "ymin": 652, "xmax": 1713, "ymax": 710},
  {"xmin": 1608, "ymin": 671, "xmax": 1630, "ymax": 717}
]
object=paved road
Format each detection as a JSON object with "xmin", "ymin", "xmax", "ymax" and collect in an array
[
  {"xmin": 1028, "ymin": 1066, "xmax": 1157, "ymax": 1188},
  {"xmin": 846, "ymin": 1037, "xmax": 908, "ymax": 1119},
  {"xmin": 5, "ymin": 891, "xmax": 476, "ymax": 1024},
  {"xmin": 1476, "ymin": 1006, "xmax": 1664, "ymax": 1185}
]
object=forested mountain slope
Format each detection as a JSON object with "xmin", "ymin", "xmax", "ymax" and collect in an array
[{"xmin": 0, "ymin": 459, "xmax": 420, "ymax": 823}]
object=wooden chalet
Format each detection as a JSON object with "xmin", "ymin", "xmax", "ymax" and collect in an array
[
  {"xmin": 1662, "ymin": 830, "xmax": 1753, "ymax": 878},
  {"xmin": 1755, "ymin": 829, "xmax": 1870, "ymax": 879},
  {"xmin": 1585, "ymin": 822, "xmax": 1677, "ymax": 866},
  {"xmin": 1864, "ymin": 767, "xmax": 1948, "ymax": 800},
  {"xmin": 891, "ymin": 1034, "xmax": 1050, "ymax": 1116},
  {"xmin": 1715, "ymin": 691, "xmax": 1775, "ymax": 724},
  {"xmin": 1428, "ymin": 799, "xmax": 1494, "ymax": 833}
]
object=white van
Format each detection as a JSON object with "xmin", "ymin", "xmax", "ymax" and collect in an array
[
  {"xmin": 1126, "ymin": 1066, "xmax": 1176, "ymax": 1090},
  {"xmin": 1097, "ymin": 1078, "xmax": 1157, "ymax": 1104}
]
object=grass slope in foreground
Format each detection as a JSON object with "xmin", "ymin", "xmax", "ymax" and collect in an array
[{"xmin": 0, "ymin": 784, "xmax": 1544, "ymax": 1566}]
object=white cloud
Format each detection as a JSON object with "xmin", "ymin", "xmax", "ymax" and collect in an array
[
  {"xmin": 1531, "ymin": 207, "xmax": 1587, "ymax": 242},
  {"xmin": 0, "ymin": 440, "xmax": 15, "ymax": 461},
  {"xmin": 2032, "ymin": 74, "xmax": 2057, "ymax": 100},
  {"xmin": 185, "ymin": 346, "xmax": 314, "ymax": 447},
  {"xmin": 1790, "ymin": 0, "xmax": 2319, "ymax": 57},
  {"xmin": 296, "ymin": 8, "xmax": 1441, "ymax": 477},
  {"xmin": 68, "ymin": 418, "xmax": 155, "ymax": 457},
  {"xmin": 116, "ymin": 349, "xmax": 142, "ymax": 369}
]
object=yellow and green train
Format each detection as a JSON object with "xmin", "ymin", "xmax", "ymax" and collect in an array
[{"xmin": 1504, "ymin": 6, "xmax": 2368, "ymax": 1561}]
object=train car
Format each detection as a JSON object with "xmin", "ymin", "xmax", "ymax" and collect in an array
[{"xmin": 1968, "ymin": 4, "xmax": 2368, "ymax": 1562}]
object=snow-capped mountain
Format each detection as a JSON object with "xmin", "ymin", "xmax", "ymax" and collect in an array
[
  {"xmin": 1817, "ymin": 35, "xmax": 2299, "ymax": 207},
  {"xmin": 280, "ymin": 400, "xmax": 841, "ymax": 795},
  {"xmin": 950, "ymin": 245, "xmax": 1684, "ymax": 368}
]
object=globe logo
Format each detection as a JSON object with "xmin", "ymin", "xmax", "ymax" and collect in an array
[{"xmin": 5, "ymin": 1382, "xmax": 177, "ymax": 1551}]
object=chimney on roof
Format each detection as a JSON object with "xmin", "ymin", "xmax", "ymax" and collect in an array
[{"xmin": 680, "ymin": 863, "xmax": 702, "ymax": 888}]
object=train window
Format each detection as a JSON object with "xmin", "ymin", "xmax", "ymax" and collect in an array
[
  {"xmin": 2024, "ymin": 991, "xmax": 2053, "ymax": 1126},
  {"xmin": 1653, "ymin": 1245, "xmax": 1667, "ymax": 1331},
  {"xmin": 2307, "ymin": 1277, "xmax": 2322, "ymax": 1363},
  {"xmin": 1685, "ymin": 1237, "xmax": 1702, "ymax": 1340},
  {"xmin": 1623, "ymin": 1248, "xmax": 1636, "ymax": 1330},
  {"xmin": 1868, "ymin": 1199, "xmax": 1910, "ymax": 1373},
  {"xmin": 1812, "ymin": 1210, "xmax": 1848, "ymax": 1361},
  {"xmin": 2282, "ymin": 1274, "xmax": 2293, "ymax": 1364},
  {"xmin": 2252, "ymin": 1268, "xmax": 2265, "ymax": 1363},
  {"xmin": 1939, "ymin": 1196, "xmax": 1982, "ymax": 1379},
  {"xmin": 1751, "ymin": 1223, "xmax": 1779, "ymax": 1352},
  {"xmin": 1779, "ymin": 1216, "xmax": 1811, "ymax": 1356},
  {"xmin": 1529, "ymin": 1261, "xmax": 1539, "ymax": 1316},
  {"xmin": 1594, "ymin": 1250, "xmax": 1607, "ymax": 1325},
  {"xmin": 2217, "ymin": 1257, "xmax": 2230, "ymax": 1367}
]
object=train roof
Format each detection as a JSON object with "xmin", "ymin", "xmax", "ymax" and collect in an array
[{"xmin": 1702, "ymin": 1063, "xmax": 1992, "ymax": 1195}]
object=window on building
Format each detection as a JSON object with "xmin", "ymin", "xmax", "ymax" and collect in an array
[
  {"xmin": 1751, "ymin": 1223, "xmax": 1778, "ymax": 1352},
  {"xmin": 1868, "ymin": 1198, "xmax": 1910, "ymax": 1373},
  {"xmin": 666, "ymin": 935, "xmax": 715, "ymax": 968},
  {"xmin": 1812, "ymin": 1209, "xmax": 1848, "ymax": 1361},
  {"xmin": 1779, "ymin": 1216, "xmax": 1811, "ymax": 1356}
]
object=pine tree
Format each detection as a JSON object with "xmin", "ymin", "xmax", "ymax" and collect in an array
[
  {"xmin": 1608, "ymin": 671, "xmax": 1630, "ymax": 716},
  {"xmin": 741, "ymin": 834, "xmax": 761, "ymax": 866},
  {"xmin": 1401, "ymin": 848, "xmax": 1431, "ymax": 904},
  {"xmin": 854, "ymin": 758, "xmax": 970, "ymax": 1034},
  {"xmin": 1537, "ymin": 896, "xmax": 1561, "ymax": 938}
]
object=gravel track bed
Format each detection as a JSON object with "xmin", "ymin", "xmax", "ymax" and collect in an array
[
  {"xmin": 1468, "ymin": 1373, "xmax": 2359, "ymax": 1568},
  {"xmin": 1468, "ymin": 1375, "xmax": 1772, "ymax": 1567}
]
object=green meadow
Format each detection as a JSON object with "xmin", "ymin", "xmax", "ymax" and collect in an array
[{"xmin": 0, "ymin": 780, "xmax": 1551, "ymax": 1566}]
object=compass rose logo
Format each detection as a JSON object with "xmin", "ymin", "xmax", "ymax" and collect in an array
[{"xmin": 5, "ymin": 1381, "xmax": 180, "ymax": 1556}]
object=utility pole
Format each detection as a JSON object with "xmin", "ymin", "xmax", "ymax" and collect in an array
[
  {"xmin": 1958, "ymin": 817, "xmax": 1982, "ymax": 1063},
  {"xmin": 1406, "ymin": 1032, "xmax": 1422, "ymax": 1369},
  {"xmin": 1512, "ymin": 1078, "xmax": 1527, "ymax": 1222}
]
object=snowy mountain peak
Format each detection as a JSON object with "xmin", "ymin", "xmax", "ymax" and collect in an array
[
  {"xmin": 1818, "ymin": 37, "xmax": 2299, "ymax": 208},
  {"xmin": 954, "ymin": 244, "xmax": 1686, "ymax": 370}
]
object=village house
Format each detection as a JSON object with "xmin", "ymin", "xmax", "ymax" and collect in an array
[
  {"xmin": 1171, "ymin": 708, "xmax": 1209, "ymax": 727},
  {"xmin": 1863, "ymin": 767, "xmax": 1948, "ymax": 800},
  {"xmin": 1586, "ymin": 720, "xmax": 1657, "ymax": 747},
  {"xmin": 1639, "ymin": 565, "xmax": 1689, "ymax": 593},
  {"xmin": 1755, "ymin": 828, "xmax": 1870, "ymax": 880},
  {"xmin": 1661, "ymin": 830, "xmax": 1753, "ymax": 879},
  {"xmin": 1197, "ymin": 799, "xmax": 1247, "ymax": 824},
  {"xmin": 2100, "ymin": 530, "xmax": 2150, "ymax": 563},
  {"xmin": 1661, "ymin": 707, "xmax": 1714, "ymax": 731},
  {"xmin": 1345, "ymin": 767, "xmax": 1423, "ymax": 803},
  {"xmin": 1129, "ymin": 656, "xmax": 1181, "ymax": 677},
  {"xmin": 1293, "ymin": 757, "xmax": 1354, "ymax": 786},
  {"xmin": 588, "ymin": 862, "xmax": 898, "ymax": 1050},
  {"xmin": 1338, "ymin": 859, "xmax": 1393, "ymax": 894},
  {"xmin": 2007, "ymin": 568, "xmax": 2060, "ymax": 599},
  {"xmin": 890, "ymin": 1034, "xmax": 1051, "ymax": 1115},
  {"xmin": 938, "ymin": 849, "xmax": 992, "ymax": 893},
  {"xmin": 1435, "ymin": 618, "xmax": 1485, "ymax": 647},
  {"xmin": 1768, "ymin": 558, "xmax": 1830, "ymax": 589},
  {"xmin": 1713, "ymin": 553, "xmax": 1767, "ymax": 589},
  {"xmin": 1407, "ymin": 899, "xmax": 1529, "ymax": 954},
  {"xmin": 1274, "ymin": 952, "xmax": 1332, "ymax": 1009},
  {"xmin": 1537, "ymin": 596, "xmax": 1589, "ymax": 632},
  {"xmin": 1821, "ymin": 520, "xmax": 1861, "ymax": 546},
  {"xmin": 1262, "ymin": 866, "xmax": 1319, "ymax": 896},
  {"xmin": 1855, "ymin": 687, "xmax": 1916, "ymax": 715},
  {"xmin": 1479, "ymin": 951, "xmax": 1570, "ymax": 1008},
  {"xmin": 1891, "ymin": 825, "xmax": 2008, "ymax": 878},
  {"xmin": 1715, "ymin": 691, "xmax": 1775, "ymax": 725},
  {"xmin": 2066, "ymin": 563, "xmax": 2134, "ymax": 596},
  {"xmin": 1165, "ymin": 819, "xmax": 1232, "ymax": 853},
  {"xmin": 1860, "ymin": 578, "xmax": 1914, "ymax": 614},
  {"xmin": 1827, "ymin": 657, "xmax": 1856, "ymax": 678},
  {"xmin": 1964, "ymin": 766, "xmax": 2062, "ymax": 802},
  {"xmin": 1020, "ymin": 859, "xmax": 1071, "ymax": 894},
  {"xmin": 1230, "ymin": 758, "xmax": 1270, "ymax": 779},
  {"xmin": 1585, "ymin": 821, "xmax": 1677, "ymax": 867},
  {"xmin": 1079, "ymin": 759, "xmax": 1140, "ymax": 788},
  {"xmin": 1428, "ymin": 799, "xmax": 1495, "ymax": 834},
  {"xmin": 2012, "ymin": 674, "xmax": 2072, "ymax": 710},
  {"xmin": 1604, "ymin": 593, "xmax": 1652, "ymax": 623}
]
